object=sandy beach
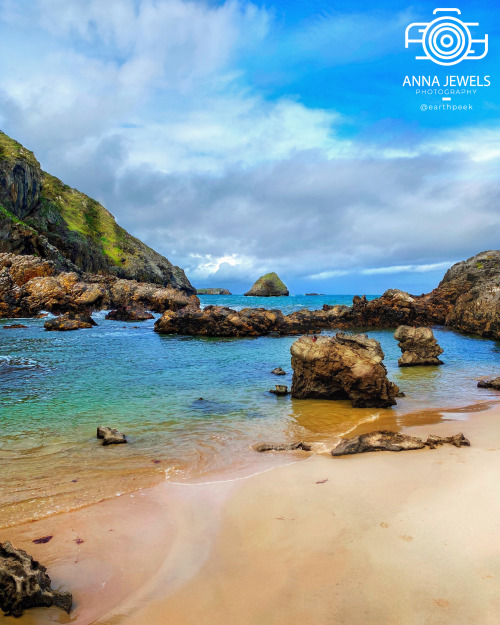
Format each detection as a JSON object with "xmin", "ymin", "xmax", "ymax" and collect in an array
[{"xmin": 3, "ymin": 402, "xmax": 500, "ymax": 625}]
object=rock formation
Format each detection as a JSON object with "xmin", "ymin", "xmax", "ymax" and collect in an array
[
  {"xmin": 290, "ymin": 333, "xmax": 399, "ymax": 408},
  {"xmin": 271, "ymin": 367, "xmax": 286, "ymax": 375},
  {"xmin": 196, "ymin": 288, "xmax": 232, "ymax": 295},
  {"xmin": 0, "ymin": 253, "xmax": 199, "ymax": 318},
  {"xmin": 477, "ymin": 377, "xmax": 500, "ymax": 390},
  {"xmin": 254, "ymin": 442, "xmax": 312, "ymax": 452},
  {"xmin": 331, "ymin": 430, "xmax": 470, "ymax": 456},
  {"xmin": 0, "ymin": 130, "xmax": 194, "ymax": 291},
  {"xmin": 394, "ymin": 326, "xmax": 444, "ymax": 366},
  {"xmin": 97, "ymin": 426, "xmax": 127, "ymax": 445},
  {"xmin": 105, "ymin": 306, "xmax": 154, "ymax": 321},
  {"xmin": 44, "ymin": 313, "xmax": 97, "ymax": 331},
  {"xmin": 0, "ymin": 541, "xmax": 72, "ymax": 617},
  {"xmin": 269, "ymin": 385, "xmax": 289, "ymax": 396},
  {"xmin": 244, "ymin": 273, "xmax": 289, "ymax": 297}
]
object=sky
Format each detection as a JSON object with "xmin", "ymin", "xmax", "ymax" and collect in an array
[{"xmin": 0, "ymin": 0, "xmax": 499, "ymax": 294}]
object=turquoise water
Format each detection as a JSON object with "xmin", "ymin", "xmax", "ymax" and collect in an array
[{"xmin": 1, "ymin": 294, "xmax": 499, "ymax": 526}]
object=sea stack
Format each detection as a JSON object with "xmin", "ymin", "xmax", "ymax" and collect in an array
[
  {"xmin": 394, "ymin": 326, "xmax": 444, "ymax": 366},
  {"xmin": 244, "ymin": 273, "xmax": 289, "ymax": 297}
]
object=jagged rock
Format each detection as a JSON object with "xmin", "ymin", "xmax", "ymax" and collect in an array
[
  {"xmin": 394, "ymin": 326, "xmax": 444, "ymax": 366},
  {"xmin": 97, "ymin": 426, "xmax": 127, "ymax": 446},
  {"xmin": 44, "ymin": 313, "xmax": 97, "ymax": 331},
  {"xmin": 331, "ymin": 431, "xmax": 425, "ymax": 456},
  {"xmin": 105, "ymin": 306, "xmax": 154, "ymax": 321},
  {"xmin": 0, "ymin": 253, "xmax": 199, "ymax": 318},
  {"xmin": 477, "ymin": 377, "xmax": 500, "ymax": 390},
  {"xmin": 271, "ymin": 367, "xmax": 286, "ymax": 375},
  {"xmin": 425, "ymin": 433, "xmax": 470, "ymax": 449},
  {"xmin": 290, "ymin": 333, "xmax": 399, "ymax": 408},
  {"xmin": 196, "ymin": 288, "xmax": 232, "ymax": 295},
  {"xmin": 0, "ymin": 541, "xmax": 72, "ymax": 617},
  {"xmin": 254, "ymin": 442, "xmax": 312, "ymax": 452},
  {"xmin": 244, "ymin": 273, "xmax": 289, "ymax": 297},
  {"xmin": 269, "ymin": 385, "xmax": 289, "ymax": 396},
  {"xmin": 3, "ymin": 324, "xmax": 27, "ymax": 329}
]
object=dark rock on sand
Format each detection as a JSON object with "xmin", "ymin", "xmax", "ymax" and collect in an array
[
  {"xmin": 105, "ymin": 305, "xmax": 154, "ymax": 321},
  {"xmin": 269, "ymin": 385, "xmax": 289, "ymax": 396},
  {"xmin": 3, "ymin": 324, "xmax": 27, "ymax": 329},
  {"xmin": 245, "ymin": 273, "xmax": 289, "ymax": 297},
  {"xmin": 44, "ymin": 312, "xmax": 97, "ymax": 331},
  {"xmin": 331, "ymin": 431, "xmax": 425, "ymax": 456},
  {"xmin": 394, "ymin": 326, "xmax": 444, "ymax": 366},
  {"xmin": 290, "ymin": 333, "xmax": 399, "ymax": 408},
  {"xmin": 97, "ymin": 426, "xmax": 127, "ymax": 445},
  {"xmin": 271, "ymin": 367, "xmax": 286, "ymax": 375},
  {"xmin": 425, "ymin": 433, "xmax": 470, "ymax": 449},
  {"xmin": 477, "ymin": 377, "xmax": 500, "ymax": 390},
  {"xmin": 254, "ymin": 442, "xmax": 312, "ymax": 452},
  {"xmin": 0, "ymin": 541, "xmax": 72, "ymax": 617}
]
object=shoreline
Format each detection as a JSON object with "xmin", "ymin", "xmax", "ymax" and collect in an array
[{"xmin": 3, "ymin": 401, "xmax": 500, "ymax": 624}]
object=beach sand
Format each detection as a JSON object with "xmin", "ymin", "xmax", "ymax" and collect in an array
[{"xmin": 3, "ymin": 404, "xmax": 500, "ymax": 625}]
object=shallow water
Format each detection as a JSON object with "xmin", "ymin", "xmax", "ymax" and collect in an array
[{"xmin": 1, "ymin": 294, "xmax": 499, "ymax": 527}]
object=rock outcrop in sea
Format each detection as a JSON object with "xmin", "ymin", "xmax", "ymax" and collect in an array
[
  {"xmin": 394, "ymin": 326, "xmax": 444, "ymax": 366},
  {"xmin": 244, "ymin": 272, "xmax": 289, "ymax": 297},
  {"xmin": 44, "ymin": 312, "xmax": 97, "ymax": 331},
  {"xmin": 196, "ymin": 288, "xmax": 232, "ymax": 295},
  {"xmin": 97, "ymin": 426, "xmax": 127, "ymax": 445},
  {"xmin": 0, "ymin": 253, "xmax": 199, "ymax": 318},
  {"xmin": 0, "ymin": 541, "xmax": 72, "ymax": 617},
  {"xmin": 105, "ymin": 306, "xmax": 154, "ymax": 321},
  {"xmin": 477, "ymin": 377, "xmax": 500, "ymax": 390},
  {"xmin": 0, "ymin": 130, "xmax": 194, "ymax": 291},
  {"xmin": 290, "ymin": 333, "xmax": 399, "ymax": 408}
]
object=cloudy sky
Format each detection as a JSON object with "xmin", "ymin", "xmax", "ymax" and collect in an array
[{"xmin": 0, "ymin": 0, "xmax": 499, "ymax": 294}]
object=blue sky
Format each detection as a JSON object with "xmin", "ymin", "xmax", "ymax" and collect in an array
[{"xmin": 0, "ymin": 0, "xmax": 499, "ymax": 294}]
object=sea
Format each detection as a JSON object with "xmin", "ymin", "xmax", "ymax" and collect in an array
[{"xmin": 1, "ymin": 294, "xmax": 499, "ymax": 528}]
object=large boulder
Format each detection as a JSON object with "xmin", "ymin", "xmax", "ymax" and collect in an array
[
  {"xmin": 0, "ymin": 541, "xmax": 72, "ymax": 617},
  {"xmin": 44, "ymin": 312, "xmax": 97, "ymax": 331},
  {"xmin": 394, "ymin": 326, "xmax": 444, "ymax": 366},
  {"xmin": 290, "ymin": 333, "xmax": 399, "ymax": 408},
  {"xmin": 105, "ymin": 305, "xmax": 154, "ymax": 321},
  {"xmin": 244, "ymin": 273, "xmax": 289, "ymax": 297},
  {"xmin": 477, "ymin": 377, "xmax": 500, "ymax": 390}
]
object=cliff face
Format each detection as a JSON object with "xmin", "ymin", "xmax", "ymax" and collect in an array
[{"xmin": 0, "ymin": 131, "xmax": 194, "ymax": 293}]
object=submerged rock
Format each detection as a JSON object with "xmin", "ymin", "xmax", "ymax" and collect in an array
[
  {"xmin": 394, "ymin": 326, "xmax": 444, "ymax": 366},
  {"xmin": 44, "ymin": 312, "xmax": 97, "ymax": 331},
  {"xmin": 97, "ymin": 426, "xmax": 127, "ymax": 445},
  {"xmin": 271, "ymin": 367, "xmax": 286, "ymax": 375},
  {"xmin": 477, "ymin": 377, "xmax": 500, "ymax": 390},
  {"xmin": 290, "ymin": 333, "xmax": 399, "ymax": 408},
  {"xmin": 331, "ymin": 431, "xmax": 425, "ymax": 456},
  {"xmin": 244, "ymin": 273, "xmax": 289, "ymax": 297},
  {"xmin": 269, "ymin": 385, "xmax": 289, "ymax": 396},
  {"xmin": 3, "ymin": 324, "xmax": 27, "ymax": 329},
  {"xmin": 105, "ymin": 305, "xmax": 154, "ymax": 321},
  {"xmin": 425, "ymin": 433, "xmax": 470, "ymax": 449},
  {"xmin": 0, "ymin": 541, "xmax": 72, "ymax": 617},
  {"xmin": 254, "ymin": 442, "xmax": 312, "ymax": 452}
]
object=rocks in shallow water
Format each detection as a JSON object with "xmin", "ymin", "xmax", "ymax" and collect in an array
[
  {"xmin": 394, "ymin": 325, "xmax": 444, "ymax": 366},
  {"xmin": 105, "ymin": 306, "xmax": 154, "ymax": 321},
  {"xmin": 290, "ymin": 333, "xmax": 399, "ymax": 408},
  {"xmin": 244, "ymin": 272, "xmax": 289, "ymax": 297},
  {"xmin": 271, "ymin": 367, "xmax": 286, "ymax": 375},
  {"xmin": 97, "ymin": 426, "xmax": 127, "ymax": 445},
  {"xmin": 425, "ymin": 433, "xmax": 470, "ymax": 449},
  {"xmin": 332, "ymin": 431, "xmax": 425, "ymax": 456},
  {"xmin": 254, "ymin": 442, "xmax": 312, "ymax": 452},
  {"xmin": 269, "ymin": 385, "xmax": 289, "ymax": 396},
  {"xmin": 477, "ymin": 377, "xmax": 500, "ymax": 390},
  {"xmin": 3, "ymin": 324, "xmax": 27, "ymax": 329},
  {"xmin": 44, "ymin": 312, "xmax": 97, "ymax": 331},
  {"xmin": 0, "ymin": 541, "xmax": 72, "ymax": 617}
]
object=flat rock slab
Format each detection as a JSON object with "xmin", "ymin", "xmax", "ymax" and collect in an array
[
  {"xmin": 0, "ymin": 541, "xmax": 72, "ymax": 617},
  {"xmin": 254, "ymin": 442, "xmax": 312, "ymax": 453}
]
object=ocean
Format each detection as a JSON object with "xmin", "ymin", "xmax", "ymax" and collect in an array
[{"xmin": 1, "ymin": 294, "xmax": 499, "ymax": 527}]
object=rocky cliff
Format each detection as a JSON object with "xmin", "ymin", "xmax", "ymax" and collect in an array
[{"xmin": 0, "ymin": 131, "xmax": 194, "ymax": 293}]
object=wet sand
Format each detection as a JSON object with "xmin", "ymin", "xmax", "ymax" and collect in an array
[{"xmin": 3, "ymin": 404, "xmax": 500, "ymax": 625}]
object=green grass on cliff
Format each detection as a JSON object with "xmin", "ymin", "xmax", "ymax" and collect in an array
[
  {"xmin": 0, "ymin": 131, "xmax": 40, "ymax": 169},
  {"xmin": 0, "ymin": 204, "xmax": 28, "ymax": 226},
  {"xmin": 40, "ymin": 173, "xmax": 128, "ymax": 266}
]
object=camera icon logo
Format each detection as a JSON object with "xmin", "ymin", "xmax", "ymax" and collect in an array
[{"xmin": 405, "ymin": 8, "xmax": 488, "ymax": 65}]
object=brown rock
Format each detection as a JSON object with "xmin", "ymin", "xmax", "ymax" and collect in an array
[
  {"xmin": 290, "ymin": 333, "xmax": 399, "ymax": 408},
  {"xmin": 271, "ymin": 367, "xmax": 286, "ymax": 375},
  {"xmin": 0, "ymin": 541, "xmax": 72, "ymax": 617},
  {"xmin": 477, "ymin": 377, "xmax": 500, "ymax": 390},
  {"xmin": 3, "ymin": 324, "xmax": 27, "ymax": 329},
  {"xmin": 394, "ymin": 326, "xmax": 444, "ymax": 366},
  {"xmin": 425, "ymin": 433, "xmax": 470, "ymax": 449},
  {"xmin": 44, "ymin": 313, "xmax": 97, "ymax": 331},
  {"xmin": 331, "ymin": 431, "xmax": 425, "ymax": 456},
  {"xmin": 97, "ymin": 426, "xmax": 127, "ymax": 445},
  {"xmin": 105, "ymin": 306, "xmax": 154, "ymax": 321},
  {"xmin": 269, "ymin": 385, "xmax": 289, "ymax": 396},
  {"xmin": 254, "ymin": 442, "xmax": 312, "ymax": 452}
]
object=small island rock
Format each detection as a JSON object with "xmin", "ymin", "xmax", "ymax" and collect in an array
[
  {"xmin": 271, "ymin": 367, "xmax": 286, "ymax": 375},
  {"xmin": 196, "ymin": 288, "xmax": 232, "ymax": 295},
  {"xmin": 244, "ymin": 273, "xmax": 289, "ymax": 297}
]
